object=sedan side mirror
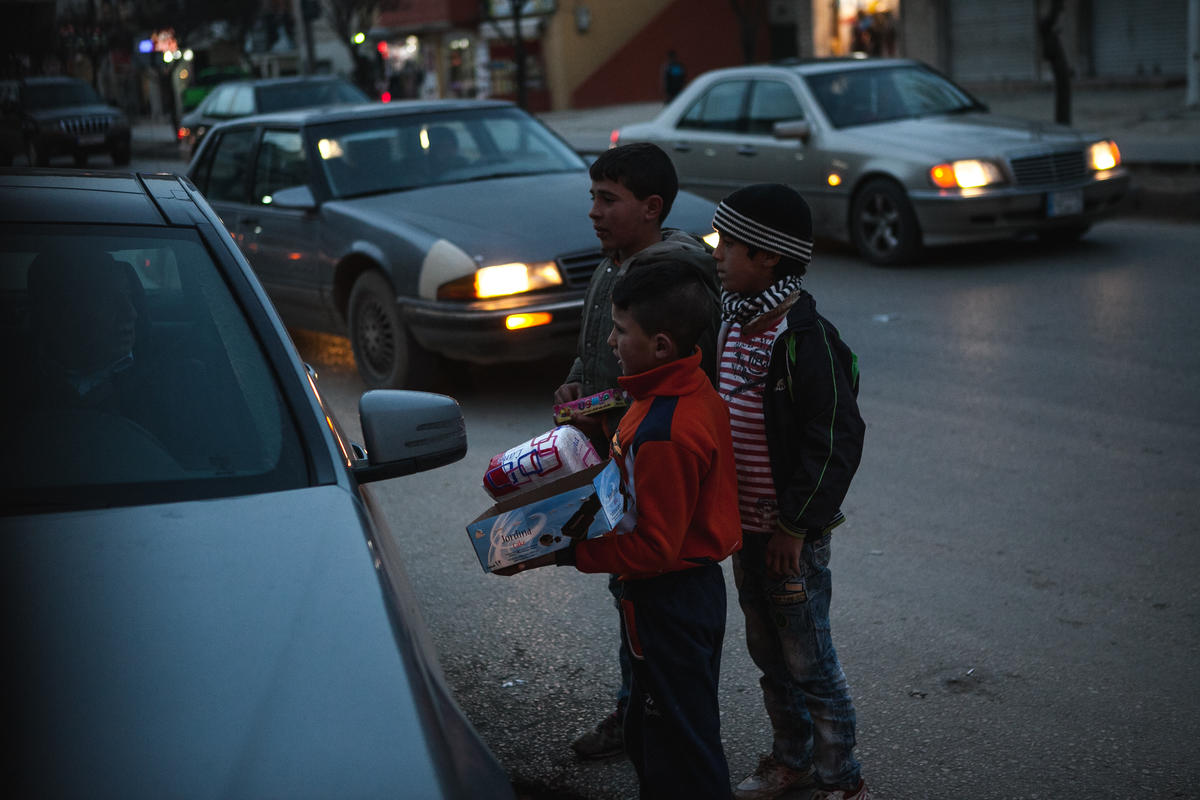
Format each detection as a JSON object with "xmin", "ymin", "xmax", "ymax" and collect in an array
[
  {"xmin": 354, "ymin": 390, "xmax": 467, "ymax": 483},
  {"xmin": 268, "ymin": 184, "xmax": 317, "ymax": 210},
  {"xmin": 773, "ymin": 119, "xmax": 811, "ymax": 142}
]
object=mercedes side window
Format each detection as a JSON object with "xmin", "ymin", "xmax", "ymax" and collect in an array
[
  {"xmin": 205, "ymin": 128, "xmax": 258, "ymax": 203},
  {"xmin": 229, "ymin": 86, "xmax": 255, "ymax": 116},
  {"xmin": 678, "ymin": 81, "xmax": 749, "ymax": 132},
  {"xmin": 747, "ymin": 81, "xmax": 804, "ymax": 135}
]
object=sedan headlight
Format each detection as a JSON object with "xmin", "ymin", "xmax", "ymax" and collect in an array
[
  {"xmin": 1088, "ymin": 140, "xmax": 1120, "ymax": 171},
  {"xmin": 437, "ymin": 261, "xmax": 563, "ymax": 300},
  {"xmin": 929, "ymin": 159, "xmax": 1005, "ymax": 189}
]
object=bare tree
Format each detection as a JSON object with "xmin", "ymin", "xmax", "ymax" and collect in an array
[
  {"xmin": 728, "ymin": 0, "xmax": 768, "ymax": 64},
  {"xmin": 1039, "ymin": 0, "xmax": 1071, "ymax": 124}
]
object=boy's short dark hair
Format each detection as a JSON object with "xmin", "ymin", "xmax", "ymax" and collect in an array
[
  {"xmin": 611, "ymin": 260, "xmax": 714, "ymax": 356},
  {"xmin": 589, "ymin": 143, "xmax": 679, "ymax": 224}
]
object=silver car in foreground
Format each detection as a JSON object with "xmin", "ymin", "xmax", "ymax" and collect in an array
[
  {"xmin": 0, "ymin": 169, "xmax": 513, "ymax": 799},
  {"xmin": 615, "ymin": 58, "xmax": 1129, "ymax": 265}
]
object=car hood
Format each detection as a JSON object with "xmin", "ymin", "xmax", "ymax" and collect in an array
[
  {"xmin": 2, "ymin": 487, "xmax": 491, "ymax": 798},
  {"xmin": 837, "ymin": 112, "xmax": 1103, "ymax": 159},
  {"xmin": 326, "ymin": 171, "xmax": 717, "ymax": 260},
  {"xmin": 29, "ymin": 104, "xmax": 124, "ymax": 124}
]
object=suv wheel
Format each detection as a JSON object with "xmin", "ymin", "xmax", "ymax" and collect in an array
[
  {"xmin": 347, "ymin": 271, "xmax": 430, "ymax": 389},
  {"xmin": 850, "ymin": 178, "xmax": 921, "ymax": 265}
]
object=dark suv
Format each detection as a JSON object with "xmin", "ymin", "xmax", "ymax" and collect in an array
[{"xmin": 0, "ymin": 76, "xmax": 131, "ymax": 167}]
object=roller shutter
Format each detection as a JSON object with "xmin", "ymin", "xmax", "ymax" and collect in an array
[
  {"xmin": 948, "ymin": 0, "xmax": 1038, "ymax": 82},
  {"xmin": 1092, "ymin": 0, "xmax": 1187, "ymax": 79}
]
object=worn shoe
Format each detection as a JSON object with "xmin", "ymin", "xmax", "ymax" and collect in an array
[
  {"xmin": 570, "ymin": 709, "xmax": 624, "ymax": 759},
  {"xmin": 811, "ymin": 780, "xmax": 870, "ymax": 800},
  {"xmin": 733, "ymin": 754, "xmax": 816, "ymax": 800}
]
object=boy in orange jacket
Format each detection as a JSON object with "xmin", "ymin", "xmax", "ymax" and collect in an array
[{"xmin": 509, "ymin": 259, "xmax": 741, "ymax": 799}]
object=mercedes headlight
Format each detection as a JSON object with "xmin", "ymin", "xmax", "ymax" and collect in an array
[{"xmin": 437, "ymin": 261, "xmax": 563, "ymax": 300}]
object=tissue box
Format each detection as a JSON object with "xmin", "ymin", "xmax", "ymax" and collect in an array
[
  {"xmin": 467, "ymin": 459, "xmax": 623, "ymax": 573},
  {"xmin": 482, "ymin": 425, "xmax": 602, "ymax": 500}
]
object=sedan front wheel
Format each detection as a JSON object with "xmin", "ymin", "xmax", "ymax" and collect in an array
[
  {"xmin": 348, "ymin": 271, "xmax": 430, "ymax": 389},
  {"xmin": 850, "ymin": 178, "xmax": 921, "ymax": 266}
]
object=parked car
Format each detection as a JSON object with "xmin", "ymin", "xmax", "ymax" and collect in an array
[
  {"xmin": 185, "ymin": 99, "xmax": 719, "ymax": 389},
  {"xmin": 0, "ymin": 168, "xmax": 514, "ymax": 799},
  {"xmin": 614, "ymin": 57, "xmax": 1130, "ymax": 265},
  {"xmin": 178, "ymin": 75, "xmax": 370, "ymax": 155},
  {"xmin": 0, "ymin": 76, "xmax": 131, "ymax": 167}
]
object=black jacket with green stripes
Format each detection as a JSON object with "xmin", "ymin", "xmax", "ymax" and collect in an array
[{"xmin": 719, "ymin": 289, "xmax": 865, "ymax": 539}]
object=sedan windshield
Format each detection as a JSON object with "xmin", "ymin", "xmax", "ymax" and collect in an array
[
  {"xmin": 23, "ymin": 80, "xmax": 104, "ymax": 110},
  {"xmin": 0, "ymin": 225, "xmax": 309, "ymax": 512},
  {"xmin": 257, "ymin": 79, "xmax": 369, "ymax": 113},
  {"xmin": 805, "ymin": 65, "xmax": 982, "ymax": 128},
  {"xmin": 313, "ymin": 106, "xmax": 587, "ymax": 198}
]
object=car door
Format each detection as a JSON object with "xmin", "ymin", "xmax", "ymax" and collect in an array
[
  {"xmin": 240, "ymin": 128, "xmax": 326, "ymax": 328},
  {"xmin": 190, "ymin": 125, "xmax": 258, "ymax": 256},
  {"xmin": 740, "ymin": 79, "xmax": 826, "ymax": 200},
  {"xmin": 664, "ymin": 78, "xmax": 751, "ymax": 202}
]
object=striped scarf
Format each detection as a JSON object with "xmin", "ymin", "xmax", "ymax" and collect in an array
[{"xmin": 720, "ymin": 275, "xmax": 803, "ymax": 325}]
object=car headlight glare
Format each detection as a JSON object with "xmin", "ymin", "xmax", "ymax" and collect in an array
[
  {"xmin": 929, "ymin": 160, "xmax": 1003, "ymax": 189},
  {"xmin": 1089, "ymin": 140, "xmax": 1120, "ymax": 171},
  {"xmin": 437, "ymin": 261, "xmax": 563, "ymax": 300}
]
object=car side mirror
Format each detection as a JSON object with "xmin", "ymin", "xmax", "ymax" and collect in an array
[
  {"xmin": 268, "ymin": 184, "xmax": 317, "ymax": 210},
  {"xmin": 773, "ymin": 119, "xmax": 811, "ymax": 142},
  {"xmin": 353, "ymin": 390, "xmax": 467, "ymax": 483}
]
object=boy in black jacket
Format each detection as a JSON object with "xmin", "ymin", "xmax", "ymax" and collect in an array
[{"xmin": 711, "ymin": 184, "xmax": 869, "ymax": 800}]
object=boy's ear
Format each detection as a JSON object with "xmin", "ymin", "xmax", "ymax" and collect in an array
[
  {"xmin": 643, "ymin": 193, "xmax": 664, "ymax": 223},
  {"xmin": 652, "ymin": 331, "xmax": 678, "ymax": 362}
]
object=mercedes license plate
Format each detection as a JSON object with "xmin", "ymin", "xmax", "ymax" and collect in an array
[{"xmin": 1047, "ymin": 189, "xmax": 1083, "ymax": 217}]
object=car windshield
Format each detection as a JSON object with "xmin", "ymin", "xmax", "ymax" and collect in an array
[
  {"xmin": 804, "ymin": 64, "xmax": 981, "ymax": 128},
  {"xmin": 313, "ymin": 105, "xmax": 587, "ymax": 198},
  {"xmin": 257, "ymin": 80, "xmax": 369, "ymax": 113},
  {"xmin": 0, "ymin": 225, "xmax": 310, "ymax": 513},
  {"xmin": 23, "ymin": 81, "xmax": 104, "ymax": 110}
]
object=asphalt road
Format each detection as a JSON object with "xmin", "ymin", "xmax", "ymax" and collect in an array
[{"xmin": 277, "ymin": 217, "xmax": 1200, "ymax": 800}]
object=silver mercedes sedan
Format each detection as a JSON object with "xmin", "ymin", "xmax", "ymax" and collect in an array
[
  {"xmin": 188, "ymin": 100, "xmax": 717, "ymax": 388},
  {"xmin": 614, "ymin": 58, "xmax": 1130, "ymax": 265}
]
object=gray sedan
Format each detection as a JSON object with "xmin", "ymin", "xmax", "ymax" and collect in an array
[
  {"xmin": 614, "ymin": 58, "xmax": 1130, "ymax": 265},
  {"xmin": 0, "ymin": 169, "xmax": 512, "ymax": 799},
  {"xmin": 187, "ymin": 99, "xmax": 717, "ymax": 388}
]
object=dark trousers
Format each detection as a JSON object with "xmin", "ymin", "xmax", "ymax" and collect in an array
[{"xmin": 619, "ymin": 564, "xmax": 732, "ymax": 800}]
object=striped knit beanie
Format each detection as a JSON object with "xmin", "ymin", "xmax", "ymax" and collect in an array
[{"xmin": 712, "ymin": 183, "xmax": 814, "ymax": 268}]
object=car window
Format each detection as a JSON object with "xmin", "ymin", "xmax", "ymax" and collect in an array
[
  {"xmin": 22, "ymin": 80, "xmax": 104, "ymax": 110},
  {"xmin": 228, "ymin": 86, "xmax": 255, "ymax": 116},
  {"xmin": 206, "ymin": 85, "xmax": 236, "ymax": 116},
  {"xmin": 678, "ymin": 80, "xmax": 748, "ymax": 132},
  {"xmin": 806, "ymin": 65, "xmax": 976, "ymax": 128},
  {"xmin": 253, "ymin": 130, "xmax": 309, "ymax": 204},
  {"xmin": 0, "ymin": 225, "xmax": 309, "ymax": 511},
  {"xmin": 747, "ymin": 80, "xmax": 804, "ymax": 134},
  {"xmin": 314, "ymin": 105, "xmax": 585, "ymax": 198},
  {"xmin": 257, "ymin": 80, "xmax": 369, "ymax": 113},
  {"xmin": 204, "ymin": 128, "xmax": 258, "ymax": 203}
]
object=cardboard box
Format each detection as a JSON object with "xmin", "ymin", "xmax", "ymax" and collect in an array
[{"xmin": 467, "ymin": 459, "xmax": 623, "ymax": 573}]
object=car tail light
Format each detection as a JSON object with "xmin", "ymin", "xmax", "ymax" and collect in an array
[{"xmin": 609, "ymin": 129, "xmax": 620, "ymax": 148}]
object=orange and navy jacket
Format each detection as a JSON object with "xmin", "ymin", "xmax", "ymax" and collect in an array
[{"xmin": 572, "ymin": 349, "xmax": 742, "ymax": 580}]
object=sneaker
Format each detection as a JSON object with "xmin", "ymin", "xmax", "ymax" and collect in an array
[
  {"xmin": 570, "ymin": 709, "xmax": 624, "ymax": 759},
  {"xmin": 733, "ymin": 754, "xmax": 816, "ymax": 800},
  {"xmin": 811, "ymin": 780, "xmax": 870, "ymax": 800}
]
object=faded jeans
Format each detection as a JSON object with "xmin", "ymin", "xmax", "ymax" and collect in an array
[{"xmin": 732, "ymin": 531, "xmax": 862, "ymax": 790}]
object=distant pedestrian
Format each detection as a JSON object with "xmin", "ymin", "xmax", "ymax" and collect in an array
[
  {"xmin": 711, "ymin": 184, "xmax": 870, "ymax": 800},
  {"xmin": 662, "ymin": 50, "xmax": 687, "ymax": 103}
]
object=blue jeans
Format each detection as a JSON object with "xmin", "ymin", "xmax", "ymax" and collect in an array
[
  {"xmin": 609, "ymin": 572, "xmax": 632, "ymax": 711},
  {"xmin": 732, "ymin": 532, "xmax": 861, "ymax": 790}
]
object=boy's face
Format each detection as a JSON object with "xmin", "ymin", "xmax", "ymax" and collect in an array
[
  {"xmin": 589, "ymin": 178, "xmax": 662, "ymax": 256},
  {"xmin": 607, "ymin": 304, "xmax": 672, "ymax": 376},
  {"xmin": 713, "ymin": 232, "xmax": 780, "ymax": 295}
]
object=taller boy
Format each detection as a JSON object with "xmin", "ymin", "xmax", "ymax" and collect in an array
[
  {"xmin": 554, "ymin": 142, "xmax": 719, "ymax": 758},
  {"xmin": 711, "ymin": 184, "xmax": 869, "ymax": 800}
]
